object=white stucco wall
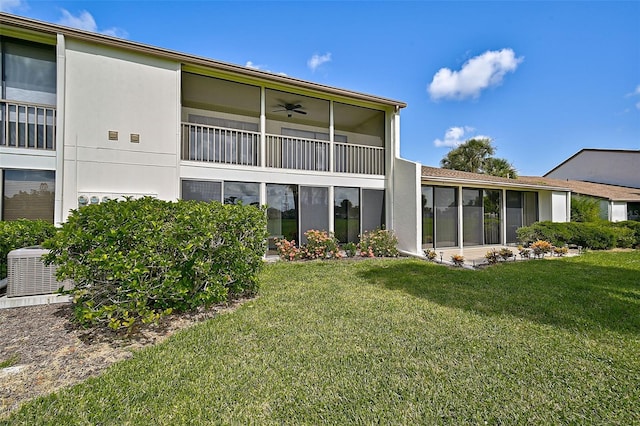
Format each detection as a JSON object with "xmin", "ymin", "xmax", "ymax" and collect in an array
[
  {"xmin": 392, "ymin": 158, "xmax": 421, "ymax": 254},
  {"xmin": 611, "ymin": 201, "xmax": 627, "ymax": 222},
  {"xmin": 61, "ymin": 39, "xmax": 180, "ymax": 220},
  {"xmin": 538, "ymin": 191, "xmax": 552, "ymax": 222},
  {"xmin": 547, "ymin": 150, "xmax": 640, "ymax": 189},
  {"xmin": 551, "ymin": 191, "xmax": 569, "ymax": 222}
]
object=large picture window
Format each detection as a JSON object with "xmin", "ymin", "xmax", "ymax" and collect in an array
[
  {"xmin": 267, "ymin": 184, "xmax": 298, "ymax": 249},
  {"xmin": 362, "ymin": 189, "xmax": 385, "ymax": 233},
  {"xmin": 181, "ymin": 180, "xmax": 221, "ymax": 202},
  {"xmin": 334, "ymin": 187, "xmax": 360, "ymax": 243},
  {"xmin": 223, "ymin": 181, "xmax": 260, "ymax": 206},
  {"xmin": 299, "ymin": 186, "xmax": 329, "ymax": 244},
  {"xmin": 2, "ymin": 169, "xmax": 55, "ymax": 222},
  {"xmin": 434, "ymin": 186, "xmax": 458, "ymax": 248},
  {"xmin": 2, "ymin": 37, "xmax": 57, "ymax": 105}
]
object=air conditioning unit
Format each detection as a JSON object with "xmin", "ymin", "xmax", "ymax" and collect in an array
[{"xmin": 7, "ymin": 247, "xmax": 73, "ymax": 298}]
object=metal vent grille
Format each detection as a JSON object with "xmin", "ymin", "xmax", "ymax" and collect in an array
[{"xmin": 7, "ymin": 247, "xmax": 73, "ymax": 298}]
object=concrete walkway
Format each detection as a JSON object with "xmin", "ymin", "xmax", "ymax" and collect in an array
[{"xmin": 431, "ymin": 245, "xmax": 580, "ymax": 268}]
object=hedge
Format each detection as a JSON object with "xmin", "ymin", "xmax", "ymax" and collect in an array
[
  {"xmin": 43, "ymin": 197, "xmax": 268, "ymax": 331},
  {"xmin": 517, "ymin": 221, "xmax": 639, "ymax": 250},
  {"xmin": 0, "ymin": 219, "xmax": 57, "ymax": 280}
]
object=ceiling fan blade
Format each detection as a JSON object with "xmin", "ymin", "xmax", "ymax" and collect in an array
[{"xmin": 293, "ymin": 110, "xmax": 307, "ymax": 115}]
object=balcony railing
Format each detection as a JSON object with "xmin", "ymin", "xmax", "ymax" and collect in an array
[
  {"xmin": 181, "ymin": 123, "xmax": 260, "ymax": 166},
  {"xmin": 1, "ymin": 100, "xmax": 56, "ymax": 150},
  {"xmin": 334, "ymin": 142, "xmax": 384, "ymax": 175},
  {"xmin": 181, "ymin": 122, "xmax": 385, "ymax": 175},
  {"xmin": 266, "ymin": 134, "xmax": 330, "ymax": 172}
]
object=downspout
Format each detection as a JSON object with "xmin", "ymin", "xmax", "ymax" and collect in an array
[{"xmin": 54, "ymin": 33, "xmax": 66, "ymax": 225}]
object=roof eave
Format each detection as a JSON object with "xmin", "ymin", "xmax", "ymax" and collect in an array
[{"xmin": 0, "ymin": 12, "xmax": 407, "ymax": 109}]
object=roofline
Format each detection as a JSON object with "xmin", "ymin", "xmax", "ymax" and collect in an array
[
  {"xmin": 421, "ymin": 175, "xmax": 571, "ymax": 192},
  {"xmin": 0, "ymin": 12, "xmax": 407, "ymax": 109},
  {"xmin": 544, "ymin": 148, "xmax": 640, "ymax": 176}
]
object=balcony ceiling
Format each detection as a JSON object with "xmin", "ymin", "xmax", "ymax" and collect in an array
[{"xmin": 182, "ymin": 73, "xmax": 384, "ymax": 134}]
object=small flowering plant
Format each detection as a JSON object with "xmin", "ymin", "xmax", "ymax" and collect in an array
[
  {"xmin": 275, "ymin": 230, "xmax": 341, "ymax": 261},
  {"xmin": 530, "ymin": 240, "xmax": 553, "ymax": 258},
  {"xmin": 499, "ymin": 248, "xmax": 514, "ymax": 261},
  {"xmin": 485, "ymin": 249, "xmax": 500, "ymax": 265},
  {"xmin": 275, "ymin": 238, "xmax": 302, "ymax": 261},
  {"xmin": 424, "ymin": 249, "xmax": 438, "ymax": 261},
  {"xmin": 451, "ymin": 254, "xmax": 465, "ymax": 267},
  {"xmin": 553, "ymin": 246, "xmax": 569, "ymax": 257},
  {"xmin": 359, "ymin": 228, "xmax": 399, "ymax": 257},
  {"xmin": 303, "ymin": 230, "xmax": 341, "ymax": 260},
  {"xmin": 517, "ymin": 245, "xmax": 531, "ymax": 259},
  {"xmin": 343, "ymin": 242, "xmax": 358, "ymax": 258}
]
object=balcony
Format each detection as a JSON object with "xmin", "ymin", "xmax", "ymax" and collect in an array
[
  {"xmin": 0, "ymin": 100, "xmax": 56, "ymax": 151},
  {"xmin": 181, "ymin": 122, "xmax": 385, "ymax": 175}
]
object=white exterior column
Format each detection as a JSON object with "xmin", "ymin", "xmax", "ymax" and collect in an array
[
  {"xmin": 329, "ymin": 100, "xmax": 334, "ymax": 173},
  {"xmin": 501, "ymin": 189, "xmax": 507, "ymax": 245},
  {"xmin": 328, "ymin": 186, "xmax": 335, "ymax": 233},
  {"xmin": 54, "ymin": 33, "xmax": 66, "ymax": 226},
  {"xmin": 260, "ymin": 86, "xmax": 266, "ymax": 168},
  {"xmin": 457, "ymin": 185, "xmax": 464, "ymax": 250}
]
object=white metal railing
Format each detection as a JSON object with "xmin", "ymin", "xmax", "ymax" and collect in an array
[
  {"xmin": 181, "ymin": 122, "xmax": 260, "ymax": 166},
  {"xmin": 266, "ymin": 134, "xmax": 330, "ymax": 172},
  {"xmin": 181, "ymin": 123, "xmax": 385, "ymax": 175},
  {"xmin": 0, "ymin": 100, "xmax": 56, "ymax": 150},
  {"xmin": 334, "ymin": 142, "xmax": 384, "ymax": 175}
]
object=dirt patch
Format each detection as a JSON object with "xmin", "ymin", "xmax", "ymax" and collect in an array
[{"xmin": 0, "ymin": 298, "xmax": 251, "ymax": 418}]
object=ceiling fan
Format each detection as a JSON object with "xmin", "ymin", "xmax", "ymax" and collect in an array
[{"xmin": 273, "ymin": 102, "xmax": 307, "ymax": 117}]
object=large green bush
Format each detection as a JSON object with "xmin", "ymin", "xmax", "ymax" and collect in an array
[
  {"xmin": 570, "ymin": 195, "xmax": 602, "ymax": 222},
  {"xmin": 517, "ymin": 221, "xmax": 638, "ymax": 250},
  {"xmin": 44, "ymin": 197, "xmax": 268, "ymax": 331},
  {"xmin": 0, "ymin": 219, "xmax": 57, "ymax": 279}
]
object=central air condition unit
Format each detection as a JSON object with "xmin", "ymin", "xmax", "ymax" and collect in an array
[{"xmin": 6, "ymin": 247, "xmax": 73, "ymax": 298}]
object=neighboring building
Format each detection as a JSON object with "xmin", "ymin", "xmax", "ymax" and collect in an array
[
  {"xmin": 418, "ymin": 167, "xmax": 571, "ymax": 251},
  {"xmin": 518, "ymin": 176, "xmax": 640, "ymax": 222},
  {"xmin": 545, "ymin": 149, "xmax": 640, "ymax": 189},
  {"xmin": 1, "ymin": 13, "xmax": 575, "ymax": 256}
]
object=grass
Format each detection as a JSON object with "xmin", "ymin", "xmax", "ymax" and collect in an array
[
  {"xmin": 0, "ymin": 355, "xmax": 19, "ymax": 369},
  {"xmin": 4, "ymin": 251, "xmax": 640, "ymax": 424}
]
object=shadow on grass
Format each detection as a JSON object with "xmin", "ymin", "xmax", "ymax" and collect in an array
[{"xmin": 358, "ymin": 256, "xmax": 640, "ymax": 336}]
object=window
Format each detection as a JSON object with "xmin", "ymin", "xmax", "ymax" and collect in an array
[
  {"xmin": 483, "ymin": 190, "xmax": 501, "ymax": 245},
  {"xmin": 463, "ymin": 188, "xmax": 483, "ymax": 246},
  {"xmin": 299, "ymin": 186, "xmax": 329, "ymax": 244},
  {"xmin": 434, "ymin": 187, "xmax": 458, "ymax": 248},
  {"xmin": 223, "ymin": 181, "xmax": 260, "ymax": 206},
  {"xmin": 181, "ymin": 180, "xmax": 221, "ymax": 202},
  {"xmin": 266, "ymin": 184, "xmax": 298, "ymax": 249},
  {"xmin": 421, "ymin": 186, "xmax": 434, "ymax": 248},
  {"xmin": 334, "ymin": 187, "xmax": 360, "ymax": 243},
  {"xmin": 2, "ymin": 37, "xmax": 57, "ymax": 105},
  {"xmin": 506, "ymin": 191, "xmax": 538, "ymax": 243},
  {"xmin": 2, "ymin": 169, "xmax": 55, "ymax": 222},
  {"xmin": 362, "ymin": 189, "xmax": 385, "ymax": 233},
  {"xmin": 628, "ymin": 202, "xmax": 640, "ymax": 221}
]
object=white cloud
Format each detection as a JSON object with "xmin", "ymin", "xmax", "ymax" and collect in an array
[
  {"xmin": 434, "ymin": 126, "xmax": 477, "ymax": 147},
  {"xmin": 637, "ymin": 101, "xmax": 640, "ymax": 110},
  {"xmin": 0, "ymin": 0, "xmax": 24, "ymax": 13},
  {"xmin": 428, "ymin": 48, "xmax": 523, "ymax": 100},
  {"xmin": 307, "ymin": 52, "xmax": 331, "ymax": 72},
  {"xmin": 244, "ymin": 61, "xmax": 287, "ymax": 76},
  {"xmin": 58, "ymin": 9, "xmax": 128, "ymax": 38},
  {"xmin": 434, "ymin": 126, "xmax": 491, "ymax": 148}
]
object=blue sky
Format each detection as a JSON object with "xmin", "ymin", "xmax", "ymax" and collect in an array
[{"xmin": 2, "ymin": 0, "xmax": 639, "ymax": 176}]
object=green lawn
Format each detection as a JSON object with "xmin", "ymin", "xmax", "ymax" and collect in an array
[{"xmin": 5, "ymin": 252, "xmax": 640, "ymax": 424}]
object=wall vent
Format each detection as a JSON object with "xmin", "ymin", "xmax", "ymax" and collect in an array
[{"xmin": 7, "ymin": 247, "xmax": 73, "ymax": 298}]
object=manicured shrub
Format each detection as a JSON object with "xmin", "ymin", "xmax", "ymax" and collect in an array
[
  {"xmin": 359, "ymin": 228, "xmax": 399, "ymax": 257},
  {"xmin": 0, "ymin": 219, "xmax": 57, "ymax": 279},
  {"xmin": 275, "ymin": 238, "xmax": 302, "ymax": 261},
  {"xmin": 343, "ymin": 242, "xmax": 358, "ymax": 258},
  {"xmin": 571, "ymin": 195, "xmax": 601, "ymax": 222},
  {"xmin": 517, "ymin": 221, "xmax": 634, "ymax": 250},
  {"xmin": 611, "ymin": 221, "xmax": 640, "ymax": 248},
  {"xmin": 43, "ymin": 197, "xmax": 268, "ymax": 331}
]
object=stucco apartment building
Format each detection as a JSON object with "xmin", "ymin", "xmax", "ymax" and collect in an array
[{"xmin": 0, "ymin": 13, "xmax": 573, "ymax": 256}]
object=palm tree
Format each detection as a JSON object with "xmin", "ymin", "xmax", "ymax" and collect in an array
[{"xmin": 440, "ymin": 138, "xmax": 517, "ymax": 178}]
